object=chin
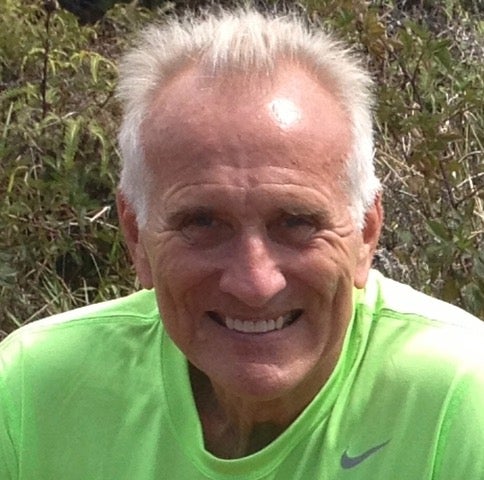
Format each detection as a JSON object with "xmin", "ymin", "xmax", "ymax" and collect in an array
[{"xmin": 203, "ymin": 358, "xmax": 316, "ymax": 402}]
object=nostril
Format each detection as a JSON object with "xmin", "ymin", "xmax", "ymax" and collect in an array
[
  {"xmin": 216, "ymin": 233, "xmax": 284, "ymax": 303},
  {"xmin": 218, "ymin": 262, "xmax": 286, "ymax": 307}
]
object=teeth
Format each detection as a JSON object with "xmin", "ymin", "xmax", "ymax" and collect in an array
[
  {"xmin": 254, "ymin": 320, "xmax": 267, "ymax": 333},
  {"xmin": 224, "ymin": 313, "xmax": 293, "ymax": 334}
]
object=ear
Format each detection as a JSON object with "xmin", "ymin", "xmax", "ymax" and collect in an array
[
  {"xmin": 116, "ymin": 190, "xmax": 154, "ymax": 289},
  {"xmin": 354, "ymin": 193, "xmax": 383, "ymax": 289}
]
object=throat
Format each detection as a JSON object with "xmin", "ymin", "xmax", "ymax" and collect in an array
[
  {"xmin": 189, "ymin": 364, "xmax": 286, "ymax": 459},
  {"xmin": 205, "ymin": 420, "xmax": 285, "ymax": 459}
]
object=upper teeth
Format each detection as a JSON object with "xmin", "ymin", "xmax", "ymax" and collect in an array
[{"xmin": 225, "ymin": 315, "xmax": 287, "ymax": 333}]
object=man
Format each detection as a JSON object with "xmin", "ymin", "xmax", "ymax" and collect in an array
[{"xmin": 1, "ymin": 8, "xmax": 483, "ymax": 479}]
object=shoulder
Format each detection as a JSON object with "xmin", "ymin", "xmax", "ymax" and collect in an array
[
  {"xmin": 349, "ymin": 272, "xmax": 484, "ymax": 477},
  {"xmin": 358, "ymin": 270, "xmax": 484, "ymax": 381},
  {"xmin": 2, "ymin": 289, "xmax": 159, "ymax": 337},
  {"xmin": 0, "ymin": 289, "xmax": 160, "ymax": 374},
  {"xmin": 362, "ymin": 269, "xmax": 482, "ymax": 329}
]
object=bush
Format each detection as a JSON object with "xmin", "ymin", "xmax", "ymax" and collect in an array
[
  {"xmin": 0, "ymin": 1, "xmax": 151, "ymax": 334},
  {"xmin": 1, "ymin": 0, "xmax": 482, "ymax": 337}
]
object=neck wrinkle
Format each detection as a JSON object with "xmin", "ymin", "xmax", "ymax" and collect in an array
[{"xmin": 188, "ymin": 361, "xmax": 334, "ymax": 459}]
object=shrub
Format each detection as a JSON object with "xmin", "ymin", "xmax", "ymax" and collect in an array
[
  {"xmin": 0, "ymin": 2, "xmax": 152, "ymax": 335},
  {"xmin": 1, "ymin": 0, "xmax": 482, "ymax": 338}
]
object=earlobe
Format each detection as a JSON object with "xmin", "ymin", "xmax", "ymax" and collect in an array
[
  {"xmin": 354, "ymin": 193, "xmax": 384, "ymax": 289},
  {"xmin": 116, "ymin": 190, "xmax": 154, "ymax": 289}
]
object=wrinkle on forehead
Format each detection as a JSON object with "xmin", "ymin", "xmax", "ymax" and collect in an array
[
  {"xmin": 143, "ymin": 62, "xmax": 349, "ymax": 137},
  {"xmin": 140, "ymin": 63, "xmax": 352, "ymax": 195},
  {"xmin": 156, "ymin": 171, "xmax": 351, "ymax": 223}
]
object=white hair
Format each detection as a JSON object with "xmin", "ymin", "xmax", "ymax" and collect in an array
[{"xmin": 117, "ymin": 8, "xmax": 381, "ymax": 229}]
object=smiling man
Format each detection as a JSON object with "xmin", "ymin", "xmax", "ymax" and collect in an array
[{"xmin": 1, "ymin": 8, "xmax": 483, "ymax": 480}]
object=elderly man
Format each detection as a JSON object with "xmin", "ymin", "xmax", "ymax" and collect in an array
[{"xmin": 1, "ymin": 8, "xmax": 483, "ymax": 480}]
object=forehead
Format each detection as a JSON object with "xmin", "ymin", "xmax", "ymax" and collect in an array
[{"xmin": 141, "ymin": 64, "xmax": 352, "ymax": 191}]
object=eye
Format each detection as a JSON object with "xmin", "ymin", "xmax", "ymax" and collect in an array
[
  {"xmin": 180, "ymin": 211, "xmax": 232, "ymax": 247},
  {"xmin": 186, "ymin": 212, "xmax": 214, "ymax": 228},
  {"xmin": 268, "ymin": 213, "xmax": 319, "ymax": 246},
  {"xmin": 284, "ymin": 215, "xmax": 313, "ymax": 229}
]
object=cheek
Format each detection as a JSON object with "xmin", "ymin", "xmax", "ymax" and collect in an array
[
  {"xmin": 296, "ymin": 249, "xmax": 355, "ymax": 320},
  {"xmin": 293, "ymin": 240, "xmax": 356, "ymax": 288},
  {"xmin": 151, "ymin": 243, "xmax": 220, "ymax": 315},
  {"xmin": 163, "ymin": 251, "xmax": 217, "ymax": 288}
]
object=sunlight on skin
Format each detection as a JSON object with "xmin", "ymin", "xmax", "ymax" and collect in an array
[
  {"xmin": 118, "ymin": 64, "xmax": 382, "ymax": 458},
  {"xmin": 268, "ymin": 98, "xmax": 302, "ymax": 128}
]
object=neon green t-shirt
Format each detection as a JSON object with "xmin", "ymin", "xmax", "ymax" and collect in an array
[{"xmin": 1, "ymin": 270, "xmax": 483, "ymax": 479}]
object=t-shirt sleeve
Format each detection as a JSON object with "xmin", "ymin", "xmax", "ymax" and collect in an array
[
  {"xmin": 433, "ymin": 362, "xmax": 484, "ymax": 478},
  {"xmin": 0, "ymin": 415, "xmax": 17, "ymax": 479},
  {"xmin": 0, "ymin": 370, "xmax": 18, "ymax": 479}
]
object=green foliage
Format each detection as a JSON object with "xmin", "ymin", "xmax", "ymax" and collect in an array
[
  {"xmin": 0, "ymin": 2, "xmax": 153, "ymax": 334},
  {"xmin": 374, "ymin": 1, "xmax": 483, "ymax": 315},
  {"xmin": 1, "ymin": 0, "xmax": 482, "ymax": 337},
  {"xmin": 301, "ymin": 0, "xmax": 483, "ymax": 317}
]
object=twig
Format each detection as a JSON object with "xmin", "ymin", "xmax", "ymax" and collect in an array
[{"xmin": 41, "ymin": 1, "xmax": 57, "ymax": 118}]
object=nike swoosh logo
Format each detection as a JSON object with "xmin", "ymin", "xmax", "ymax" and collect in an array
[{"xmin": 340, "ymin": 440, "xmax": 390, "ymax": 469}]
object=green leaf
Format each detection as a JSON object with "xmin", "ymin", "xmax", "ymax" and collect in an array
[{"xmin": 426, "ymin": 220, "xmax": 451, "ymax": 242}]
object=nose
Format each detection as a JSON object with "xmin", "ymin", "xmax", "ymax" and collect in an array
[{"xmin": 219, "ymin": 233, "xmax": 287, "ymax": 307}]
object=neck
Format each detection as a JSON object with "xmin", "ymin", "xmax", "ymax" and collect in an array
[{"xmin": 189, "ymin": 363, "xmax": 332, "ymax": 459}]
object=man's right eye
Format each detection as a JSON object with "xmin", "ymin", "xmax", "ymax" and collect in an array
[{"xmin": 180, "ymin": 212, "xmax": 232, "ymax": 247}]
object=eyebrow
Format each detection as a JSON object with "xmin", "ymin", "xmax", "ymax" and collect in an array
[
  {"xmin": 168, "ymin": 202, "xmax": 332, "ymax": 217},
  {"xmin": 274, "ymin": 204, "xmax": 332, "ymax": 222},
  {"xmin": 164, "ymin": 200, "xmax": 333, "ymax": 228},
  {"xmin": 165, "ymin": 206, "xmax": 214, "ymax": 226}
]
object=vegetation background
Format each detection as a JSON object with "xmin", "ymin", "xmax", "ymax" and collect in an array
[{"xmin": 1, "ymin": 0, "xmax": 483, "ymax": 338}]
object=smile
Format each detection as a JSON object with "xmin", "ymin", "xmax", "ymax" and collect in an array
[{"xmin": 207, "ymin": 310, "xmax": 303, "ymax": 334}]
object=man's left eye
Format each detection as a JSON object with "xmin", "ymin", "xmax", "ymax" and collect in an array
[
  {"xmin": 283, "ymin": 215, "xmax": 314, "ymax": 229},
  {"xmin": 188, "ymin": 212, "xmax": 215, "ymax": 228},
  {"xmin": 268, "ymin": 214, "xmax": 318, "ymax": 246}
]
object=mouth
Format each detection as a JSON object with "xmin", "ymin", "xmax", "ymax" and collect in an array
[{"xmin": 206, "ymin": 309, "xmax": 303, "ymax": 334}]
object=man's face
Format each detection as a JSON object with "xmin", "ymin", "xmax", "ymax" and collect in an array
[{"xmin": 120, "ymin": 65, "xmax": 381, "ymax": 403}]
